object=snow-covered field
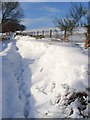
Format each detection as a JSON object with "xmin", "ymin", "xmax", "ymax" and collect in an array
[{"xmin": 0, "ymin": 31, "xmax": 89, "ymax": 118}]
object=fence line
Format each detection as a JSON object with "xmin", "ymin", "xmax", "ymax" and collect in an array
[
  {"xmin": 15, "ymin": 28, "xmax": 86, "ymax": 42},
  {"xmin": 15, "ymin": 29, "xmax": 55, "ymax": 38}
]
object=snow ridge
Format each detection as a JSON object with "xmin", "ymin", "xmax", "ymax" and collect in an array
[
  {"xmin": 1, "ymin": 34, "xmax": 89, "ymax": 118},
  {"xmin": 16, "ymin": 36, "xmax": 88, "ymax": 118}
]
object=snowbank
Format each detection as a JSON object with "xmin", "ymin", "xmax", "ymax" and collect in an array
[
  {"xmin": 16, "ymin": 36, "xmax": 88, "ymax": 118},
  {"xmin": 0, "ymin": 31, "xmax": 88, "ymax": 118}
]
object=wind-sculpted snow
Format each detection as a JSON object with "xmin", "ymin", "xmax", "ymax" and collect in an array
[
  {"xmin": 16, "ymin": 36, "xmax": 88, "ymax": 118},
  {"xmin": 0, "ymin": 35, "xmax": 89, "ymax": 118}
]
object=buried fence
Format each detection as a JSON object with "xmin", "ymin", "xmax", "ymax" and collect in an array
[
  {"xmin": 15, "ymin": 28, "xmax": 86, "ymax": 43},
  {"xmin": 15, "ymin": 29, "xmax": 64, "ymax": 39},
  {"xmin": 15, "ymin": 29, "xmax": 51, "ymax": 38}
]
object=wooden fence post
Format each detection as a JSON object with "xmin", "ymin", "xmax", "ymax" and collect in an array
[
  {"xmin": 42, "ymin": 30, "xmax": 44, "ymax": 37},
  {"xmin": 30, "ymin": 32, "xmax": 31, "ymax": 36},
  {"xmin": 37, "ymin": 31, "xmax": 39, "ymax": 36},
  {"xmin": 34, "ymin": 32, "xmax": 35, "ymax": 37},
  {"xmin": 31, "ymin": 32, "xmax": 33, "ymax": 37},
  {"xmin": 50, "ymin": 29, "xmax": 52, "ymax": 38},
  {"xmin": 32, "ymin": 32, "xmax": 33, "ymax": 37}
]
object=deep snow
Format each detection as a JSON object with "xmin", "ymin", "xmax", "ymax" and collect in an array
[{"xmin": 0, "ymin": 31, "xmax": 89, "ymax": 118}]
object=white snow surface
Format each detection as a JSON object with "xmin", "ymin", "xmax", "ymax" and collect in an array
[{"xmin": 0, "ymin": 34, "xmax": 88, "ymax": 118}]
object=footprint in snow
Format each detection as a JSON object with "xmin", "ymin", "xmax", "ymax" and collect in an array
[{"xmin": 40, "ymin": 68, "xmax": 43, "ymax": 72}]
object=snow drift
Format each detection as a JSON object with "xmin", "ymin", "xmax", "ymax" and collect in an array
[
  {"xmin": 16, "ymin": 36, "xmax": 88, "ymax": 118},
  {"xmin": 0, "ymin": 33, "xmax": 89, "ymax": 118}
]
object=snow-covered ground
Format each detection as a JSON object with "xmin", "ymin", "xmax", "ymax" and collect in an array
[{"xmin": 0, "ymin": 31, "xmax": 89, "ymax": 118}]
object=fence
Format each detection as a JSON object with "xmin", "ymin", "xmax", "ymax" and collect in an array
[
  {"xmin": 15, "ymin": 29, "xmax": 63, "ymax": 39},
  {"xmin": 15, "ymin": 28, "xmax": 86, "ymax": 42}
]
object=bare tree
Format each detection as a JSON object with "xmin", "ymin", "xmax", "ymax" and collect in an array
[
  {"xmin": 2, "ymin": 2, "xmax": 23, "ymax": 23},
  {"xmin": 84, "ymin": 2, "xmax": 90, "ymax": 49},
  {"xmin": 54, "ymin": 3, "xmax": 87, "ymax": 41},
  {"xmin": 70, "ymin": 3, "xmax": 87, "ymax": 24},
  {"xmin": 54, "ymin": 18, "xmax": 69, "ymax": 40},
  {"xmin": 0, "ymin": 1, "xmax": 1, "ymax": 10},
  {"xmin": 1, "ymin": 1, "xmax": 26, "ymax": 32}
]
